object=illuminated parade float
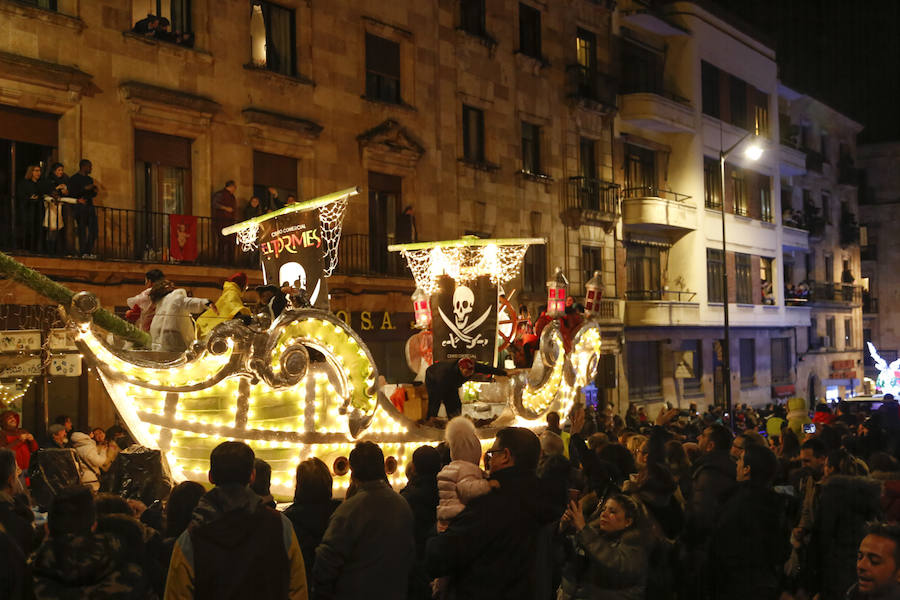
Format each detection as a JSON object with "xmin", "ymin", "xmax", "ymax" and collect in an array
[{"xmin": 4, "ymin": 188, "xmax": 604, "ymax": 498}]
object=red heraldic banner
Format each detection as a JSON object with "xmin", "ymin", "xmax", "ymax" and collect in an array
[
  {"xmin": 169, "ymin": 214, "xmax": 198, "ymax": 262},
  {"xmin": 258, "ymin": 209, "xmax": 328, "ymax": 310}
]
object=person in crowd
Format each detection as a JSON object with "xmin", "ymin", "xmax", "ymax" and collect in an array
[
  {"xmin": 195, "ymin": 272, "xmax": 251, "ymax": 338},
  {"xmin": 0, "ymin": 525, "xmax": 27, "ymax": 600},
  {"xmin": 165, "ymin": 441, "xmax": 307, "ymax": 599},
  {"xmin": 395, "ymin": 205, "xmax": 417, "ymax": 244},
  {"xmin": 148, "ymin": 279, "xmax": 213, "ymax": 352},
  {"xmin": 44, "ymin": 162, "xmax": 72, "ymax": 254},
  {"xmin": 153, "ymin": 16, "xmax": 175, "ymax": 42},
  {"xmin": 16, "ymin": 164, "xmax": 47, "ymax": 251},
  {"xmin": 39, "ymin": 423, "xmax": 68, "ymax": 449},
  {"xmin": 436, "ymin": 417, "xmax": 494, "ymax": 533},
  {"xmin": 710, "ymin": 444, "xmax": 790, "ymax": 600},
  {"xmin": 133, "ymin": 13, "xmax": 159, "ymax": 34},
  {"xmin": 105, "ymin": 425, "xmax": 133, "ymax": 450},
  {"xmin": 256, "ymin": 284, "xmax": 286, "ymax": 322},
  {"xmin": 126, "ymin": 268, "xmax": 166, "ymax": 333},
  {"xmin": 847, "ymin": 522, "xmax": 900, "ymax": 599},
  {"xmin": 869, "ymin": 452, "xmax": 900, "ymax": 522},
  {"xmin": 665, "ymin": 439, "xmax": 692, "ymax": 502},
  {"xmin": 54, "ymin": 414, "xmax": 73, "ymax": 435},
  {"xmin": 400, "ymin": 445, "xmax": 441, "ymax": 600},
  {"xmin": 0, "ymin": 448, "xmax": 33, "ymax": 556},
  {"xmin": 29, "ymin": 485, "xmax": 154, "ymax": 598},
  {"xmin": 211, "ymin": 180, "xmax": 237, "ymax": 264},
  {"xmin": 266, "ymin": 187, "xmax": 283, "ymax": 211},
  {"xmin": 68, "ymin": 159, "xmax": 99, "ymax": 258},
  {"xmin": 558, "ymin": 492, "xmax": 649, "ymax": 599},
  {"xmin": 313, "ymin": 441, "xmax": 414, "ymax": 600},
  {"xmin": 0, "ymin": 410, "xmax": 38, "ymax": 472},
  {"xmin": 69, "ymin": 428, "xmax": 118, "ymax": 491},
  {"xmin": 730, "ymin": 429, "xmax": 767, "ymax": 460},
  {"xmin": 283, "ymin": 457, "xmax": 339, "ymax": 586},
  {"xmin": 285, "ymin": 194, "xmax": 298, "ymax": 205},
  {"xmin": 426, "ymin": 427, "xmax": 559, "ymax": 599},
  {"xmin": 160, "ymin": 481, "xmax": 205, "ymax": 565},
  {"xmin": 244, "ymin": 195, "xmax": 265, "ymax": 220},
  {"xmin": 546, "ymin": 411, "xmax": 571, "ymax": 459},
  {"xmin": 813, "ymin": 403, "xmax": 837, "ymax": 426},
  {"xmin": 250, "ymin": 458, "xmax": 276, "ymax": 509},
  {"xmin": 766, "ymin": 404, "xmax": 788, "ymax": 439},
  {"xmin": 787, "ymin": 396, "xmax": 813, "ymax": 439},
  {"xmin": 423, "ymin": 358, "xmax": 507, "ymax": 425}
]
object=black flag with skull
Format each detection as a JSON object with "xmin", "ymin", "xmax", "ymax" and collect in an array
[{"xmin": 431, "ymin": 274, "xmax": 497, "ymax": 365}]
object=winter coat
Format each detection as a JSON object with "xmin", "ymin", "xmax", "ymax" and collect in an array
[
  {"xmin": 149, "ymin": 288, "xmax": 209, "ymax": 352},
  {"xmin": 195, "ymin": 281, "xmax": 251, "ymax": 339},
  {"xmin": 685, "ymin": 450, "xmax": 736, "ymax": 544},
  {"xmin": 709, "ymin": 482, "xmax": 791, "ymax": 599},
  {"xmin": 165, "ymin": 483, "xmax": 307, "ymax": 600},
  {"xmin": 126, "ymin": 287, "xmax": 155, "ymax": 332},
  {"xmin": 871, "ymin": 470, "xmax": 900, "ymax": 522},
  {"xmin": 282, "ymin": 498, "xmax": 340, "ymax": 584},
  {"xmin": 436, "ymin": 459, "xmax": 491, "ymax": 522},
  {"xmin": 313, "ymin": 479, "xmax": 414, "ymax": 600},
  {"xmin": 30, "ymin": 532, "xmax": 156, "ymax": 599},
  {"xmin": 69, "ymin": 432, "xmax": 114, "ymax": 491},
  {"xmin": 809, "ymin": 475, "xmax": 882, "ymax": 600},
  {"xmin": 559, "ymin": 527, "xmax": 648, "ymax": 600},
  {"xmin": 425, "ymin": 465, "xmax": 559, "ymax": 600},
  {"xmin": 400, "ymin": 475, "xmax": 439, "ymax": 600},
  {"xmin": 0, "ymin": 491, "xmax": 34, "ymax": 556},
  {"xmin": 0, "ymin": 411, "xmax": 38, "ymax": 470}
]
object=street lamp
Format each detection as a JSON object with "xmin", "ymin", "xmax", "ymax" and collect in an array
[{"xmin": 719, "ymin": 131, "xmax": 764, "ymax": 430}]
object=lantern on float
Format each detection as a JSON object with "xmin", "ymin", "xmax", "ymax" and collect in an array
[
  {"xmin": 412, "ymin": 287, "xmax": 431, "ymax": 329},
  {"xmin": 546, "ymin": 267, "xmax": 569, "ymax": 317},
  {"xmin": 584, "ymin": 270, "xmax": 603, "ymax": 316}
]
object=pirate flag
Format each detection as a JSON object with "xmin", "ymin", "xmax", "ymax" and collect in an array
[
  {"xmin": 431, "ymin": 274, "xmax": 497, "ymax": 365},
  {"xmin": 258, "ymin": 208, "xmax": 328, "ymax": 310}
]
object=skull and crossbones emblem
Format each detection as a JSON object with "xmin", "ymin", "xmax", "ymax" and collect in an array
[{"xmin": 438, "ymin": 285, "xmax": 491, "ymax": 349}]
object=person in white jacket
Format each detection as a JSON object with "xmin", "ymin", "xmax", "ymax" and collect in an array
[
  {"xmin": 148, "ymin": 279, "xmax": 213, "ymax": 352},
  {"xmin": 125, "ymin": 268, "xmax": 165, "ymax": 332},
  {"xmin": 69, "ymin": 429, "xmax": 118, "ymax": 491}
]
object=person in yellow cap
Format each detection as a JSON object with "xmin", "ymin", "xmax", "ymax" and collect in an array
[{"xmin": 196, "ymin": 272, "xmax": 252, "ymax": 338}]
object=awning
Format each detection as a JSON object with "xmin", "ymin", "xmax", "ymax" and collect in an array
[
  {"xmin": 772, "ymin": 384, "xmax": 795, "ymax": 398},
  {"xmin": 625, "ymin": 234, "xmax": 672, "ymax": 248}
]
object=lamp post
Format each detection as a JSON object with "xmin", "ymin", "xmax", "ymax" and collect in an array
[{"xmin": 719, "ymin": 131, "xmax": 763, "ymax": 430}]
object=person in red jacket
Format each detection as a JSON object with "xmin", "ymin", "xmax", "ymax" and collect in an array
[{"xmin": 0, "ymin": 411, "xmax": 38, "ymax": 471}]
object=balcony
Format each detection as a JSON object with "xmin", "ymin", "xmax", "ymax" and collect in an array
[
  {"xmin": 336, "ymin": 234, "xmax": 411, "ymax": 278},
  {"xmin": 807, "ymin": 281, "xmax": 862, "ymax": 307},
  {"xmin": 624, "ymin": 289, "xmax": 700, "ymax": 326},
  {"xmin": 566, "ymin": 65, "xmax": 617, "ymax": 113},
  {"xmin": 565, "ymin": 177, "xmax": 620, "ymax": 227},
  {"xmin": 863, "ymin": 293, "xmax": 878, "ymax": 314},
  {"xmin": 805, "ymin": 151, "xmax": 825, "ymax": 173},
  {"xmin": 622, "ymin": 186, "xmax": 695, "ymax": 234},
  {"xmin": 618, "ymin": 89, "xmax": 694, "ymax": 133},
  {"xmin": 618, "ymin": 0, "xmax": 689, "ymax": 36},
  {"xmin": 595, "ymin": 298, "xmax": 624, "ymax": 324},
  {"xmin": 782, "ymin": 225, "xmax": 810, "ymax": 252},
  {"xmin": 779, "ymin": 143, "xmax": 807, "ymax": 176}
]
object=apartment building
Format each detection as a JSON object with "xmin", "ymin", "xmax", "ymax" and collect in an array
[
  {"xmin": 0, "ymin": 0, "xmax": 627, "ymax": 427},
  {"xmin": 778, "ymin": 86, "xmax": 863, "ymax": 402},
  {"xmin": 615, "ymin": 0, "xmax": 812, "ymax": 411}
]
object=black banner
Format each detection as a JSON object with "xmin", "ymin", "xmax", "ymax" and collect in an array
[
  {"xmin": 431, "ymin": 274, "xmax": 497, "ymax": 364},
  {"xmin": 258, "ymin": 209, "xmax": 328, "ymax": 310}
]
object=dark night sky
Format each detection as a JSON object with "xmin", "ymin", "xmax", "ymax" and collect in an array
[{"xmin": 705, "ymin": 0, "xmax": 900, "ymax": 143}]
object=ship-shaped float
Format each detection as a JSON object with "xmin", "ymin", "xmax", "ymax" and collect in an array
[{"xmin": 62, "ymin": 188, "xmax": 603, "ymax": 498}]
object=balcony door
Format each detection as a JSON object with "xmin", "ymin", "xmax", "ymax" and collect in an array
[
  {"xmin": 625, "ymin": 144, "xmax": 655, "ymax": 196},
  {"xmin": 368, "ymin": 171, "xmax": 402, "ymax": 276},
  {"xmin": 625, "ymin": 242, "xmax": 661, "ymax": 300}
]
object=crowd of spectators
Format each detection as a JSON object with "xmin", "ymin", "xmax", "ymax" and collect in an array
[{"xmin": 4, "ymin": 395, "xmax": 900, "ymax": 599}]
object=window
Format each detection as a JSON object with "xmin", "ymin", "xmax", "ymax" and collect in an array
[
  {"xmin": 22, "ymin": 0, "xmax": 57, "ymax": 9},
  {"xmin": 251, "ymin": 1, "xmax": 296, "ymax": 76},
  {"xmin": 754, "ymin": 104, "xmax": 769, "ymax": 137},
  {"xmin": 808, "ymin": 318, "xmax": 817, "ymax": 350},
  {"xmin": 820, "ymin": 131, "xmax": 829, "ymax": 163},
  {"xmin": 459, "ymin": 0, "xmax": 486, "ymax": 36},
  {"xmin": 826, "ymin": 317, "xmax": 836, "ymax": 348},
  {"xmin": 627, "ymin": 341, "xmax": 661, "ymax": 400},
  {"xmin": 682, "ymin": 339, "xmax": 703, "ymax": 393},
  {"xmin": 707, "ymin": 248, "xmax": 725, "ymax": 303},
  {"xmin": 576, "ymin": 28, "xmax": 596, "ymax": 72},
  {"xmin": 701, "ymin": 61, "xmax": 720, "ymax": 118},
  {"xmin": 844, "ymin": 317, "xmax": 853, "ymax": 348},
  {"xmin": 252, "ymin": 150, "xmax": 297, "ymax": 211},
  {"xmin": 368, "ymin": 171, "xmax": 403, "ymax": 276},
  {"xmin": 518, "ymin": 3, "xmax": 542, "ymax": 59},
  {"xmin": 771, "ymin": 338, "xmax": 791, "ymax": 383},
  {"xmin": 579, "ymin": 137, "xmax": 597, "ymax": 179},
  {"xmin": 729, "ymin": 75, "xmax": 747, "ymax": 130},
  {"xmin": 825, "ymin": 254, "xmax": 834, "ymax": 283},
  {"xmin": 626, "ymin": 243, "xmax": 661, "ymax": 300},
  {"xmin": 365, "ymin": 33, "xmax": 401, "ymax": 104},
  {"xmin": 523, "ymin": 243, "xmax": 547, "ymax": 293},
  {"xmin": 735, "ymin": 253, "xmax": 752, "ymax": 303},
  {"xmin": 761, "ymin": 257, "xmax": 774, "ymax": 304},
  {"xmin": 462, "ymin": 105, "xmax": 485, "ymax": 163},
  {"xmin": 621, "ymin": 39, "xmax": 664, "ymax": 95},
  {"xmin": 521, "ymin": 121, "xmax": 541, "ymax": 174},
  {"xmin": 582, "ymin": 245, "xmax": 603, "ymax": 295},
  {"xmin": 704, "ymin": 157, "xmax": 721, "ymax": 208},
  {"xmin": 133, "ymin": 1, "xmax": 192, "ymax": 42},
  {"xmin": 739, "ymin": 338, "xmax": 755, "ymax": 386},
  {"xmin": 821, "ymin": 191, "xmax": 831, "ymax": 224},
  {"xmin": 731, "ymin": 170, "xmax": 747, "ymax": 216},
  {"xmin": 625, "ymin": 144, "xmax": 656, "ymax": 192},
  {"xmin": 760, "ymin": 177, "xmax": 773, "ymax": 222}
]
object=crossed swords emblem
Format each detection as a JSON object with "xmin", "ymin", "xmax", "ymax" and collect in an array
[{"xmin": 437, "ymin": 305, "xmax": 492, "ymax": 350}]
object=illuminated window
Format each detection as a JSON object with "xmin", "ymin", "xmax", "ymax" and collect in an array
[{"xmin": 250, "ymin": 1, "xmax": 296, "ymax": 76}]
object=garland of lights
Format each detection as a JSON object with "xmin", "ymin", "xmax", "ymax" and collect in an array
[{"xmin": 389, "ymin": 237, "xmax": 545, "ymax": 295}]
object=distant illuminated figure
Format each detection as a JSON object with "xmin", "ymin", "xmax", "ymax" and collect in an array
[{"xmin": 867, "ymin": 342, "xmax": 900, "ymax": 396}]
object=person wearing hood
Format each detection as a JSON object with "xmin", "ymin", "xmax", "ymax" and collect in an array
[
  {"xmin": 125, "ymin": 269, "xmax": 165, "ymax": 332},
  {"xmin": 283, "ymin": 457, "xmax": 340, "ymax": 586},
  {"xmin": 426, "ymin": 427, "xmax": 558, "ymax": 600},
  {"xmin": 195, "ymin": 272, "xmax": 252, "ymax": 339},
  {"xmin": 29, "ymin": 485, "xmax": 156, "ymax": 599},
  {"xmin": 399, "ymin": 445, "xmax": 441, "ymax": 600},
  {"xmin": 787, "ymin": 396, "xmax": 813, "ymax": 439},
  {"xmin": 250, "ymin": 458, "xmax": 276, "ymax": 509},
  {"xmin": 148, "ymin": 279, "xmax": 213, "ymax": 352},
  {"xmin": 69, "ymin": 428, "xmax": 118, "ymax": 492},
  {"xmin": 165, "ymin": 441, "xmax": 307, "ymax": 599},
  {"xmin": 0, "ymin": 410, "xmax": 37, "ymax": 471},
  {"xmin": 313, "ymin": 441, "xmax": 414, "ymax": 600}
]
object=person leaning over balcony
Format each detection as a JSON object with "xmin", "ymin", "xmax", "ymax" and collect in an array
[
  {"xmin": 148, "ymin": 279, "xmax": 214, "ymax": 353},
  {"xmin": 126, "ymin": 269, "xmax": 166, "ymax": 332},
  {"xmin": 212, "ymin": 180, "xmax": 237, "ymax": 264},
  {"xmin": 68, "ymin": 159, "xmax": 99, "ymax": 258}
]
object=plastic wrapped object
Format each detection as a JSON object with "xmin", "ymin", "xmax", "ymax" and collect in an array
[
  {"xmin": 29, "ymin": 448, "xmax": 81, "ymax": 510},
  {"xmin": 102, "ymin": 446, "xmax": 172, "ymax": 505}
]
